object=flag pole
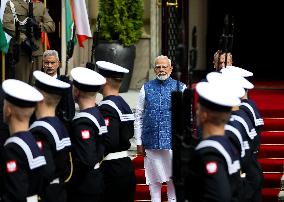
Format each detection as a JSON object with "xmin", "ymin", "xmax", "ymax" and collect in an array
[
  {"xmin": 2, "ymin": 52, "xmax": 5, "ymax": 81},
  {"xmin": 61, "ymin": 0, "xmax": 67, "ymax": 75},
  {"xmin": 44, "ymin": 0, "xmax": 47, "ymax": 50}
]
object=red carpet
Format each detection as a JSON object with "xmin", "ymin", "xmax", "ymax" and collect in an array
[
  {"xmin": 132, "ymin": 81, "xmax": 284, "ymax": 202},
  {"xmin": 133, "ymin": 155, "xmax": 168, "ymax": 201},
  {"xmin": 249, "ymin": 89, "xmax": 284, "ymax": 117}
]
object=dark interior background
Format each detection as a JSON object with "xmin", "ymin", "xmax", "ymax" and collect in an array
[
  {"xmin": 46, "ymin": 0, "xmax": 61, "ymax": 58},
  {"xmin": 206, "ymin": 0, "xmax": 283, "ymax": 80}
]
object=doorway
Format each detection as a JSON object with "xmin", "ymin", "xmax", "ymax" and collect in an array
[
  {"xmin": 206, "ymin": 0, "xmax": 284, "ymax": 79},
  {"xmin": 46, "ymin": 0, "xmax": 61, "ymax": 57}
]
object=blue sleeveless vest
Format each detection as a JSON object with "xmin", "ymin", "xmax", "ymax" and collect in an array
[{"xmin": 142, "ymin": 78, "xmax": 185, "ymax": 149}]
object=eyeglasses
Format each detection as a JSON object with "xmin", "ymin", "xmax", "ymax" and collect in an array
[
  {"xmin": 43, "ymin": 61, "xmax": 57, "ymax": 66},
  {"xmin": 154, "ymin": 65, "xmax": 169, "ymax": 69}
]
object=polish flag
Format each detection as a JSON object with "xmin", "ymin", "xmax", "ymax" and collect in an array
[{"xmin": 72, "ymin": 0, "xmax": 92, "ymax": 47}]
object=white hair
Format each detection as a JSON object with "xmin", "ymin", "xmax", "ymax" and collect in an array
[
  {"xmin": 155, "ymin": 55, "xmax": 171, "ymax": 66},
  {"xmin": 43, "ymin": 50, "xmax": 59, "ymax": 60}
]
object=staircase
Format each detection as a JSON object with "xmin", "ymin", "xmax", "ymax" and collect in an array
[
  {"xmin": 133, "ymin": 155, "xmax": 168, "ymax": 201},
  {"xmin": 250, "ymin": 88, "xmax": 284, "ymax": 202},
  {"xmin": 132, "ymin": 82, "xmax": 284, "ymax": 202}
]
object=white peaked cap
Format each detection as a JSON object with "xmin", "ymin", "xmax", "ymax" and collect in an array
[
  {"xmin": 196, "ymin": 81, "xmax": 241, "ymax": 108},
  {"xmin": 224, "ymin": 73, "xmax": 254, "ymax": 90},
  {"xmin": 33, "ymin": 71, "xmax": 70, "ymax": 94},
  {"xmin": 221, "ymin": 66, "xmax": 253, "ymax": 77},
  {"xmin": 206, "ymin": 72, "xmax": 246, "ymax": 98},
  {"xmin": 96, "ymin": 61, "xmax": 129, "ymax": 73},
  {"xmin": 96, "ymin": 61, "xmax": 129, "ymax": 78},
  {"xmin": 71, "ymin": 67, "xmax": 106, "ymax": 92},
  {"xmin": 211, "ymin": 71, "xmax": 254, "ymax": 90},
  {"xmin": 2, "ymin": 79, "xmax": 43, "ymax": 107}
]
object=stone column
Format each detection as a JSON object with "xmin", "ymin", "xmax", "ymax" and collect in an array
[{"xmin": 149, "ymin": 0, "xmax": 162, "ymax": 80}]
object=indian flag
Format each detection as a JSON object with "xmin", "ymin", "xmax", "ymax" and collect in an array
[
  {"xmin": 66, "ymin": 0, "xmax": 92, "ymax": 48},
  {"xmin": 0, "ymin": 0, "xmax": 11, "ymax": 53}
]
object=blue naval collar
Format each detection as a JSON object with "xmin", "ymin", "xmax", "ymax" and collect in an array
[
  {"xmin": 74, "ymin": 107, "xmax": 107, "ymax": 135},
  {"xmin": 5, "ymin": 131, "xmax": 46, "ymax": 169},
  {"xmin": 196, "ymin": 135, "xmax": 241, "ymax": 175},
  {"xmin": 30, "ymin": 117, "xmax": 71, "ymax": 151}
]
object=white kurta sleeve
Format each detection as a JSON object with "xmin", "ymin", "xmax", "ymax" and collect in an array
[
  {"xmin": 134, "ymin": 85, "xmax": 145, "ymax": 146},
  {"xmin": 182, "ymin": 84, "xmax": 187, "ymax": 92}
]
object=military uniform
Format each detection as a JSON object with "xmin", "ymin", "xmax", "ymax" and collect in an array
[
  {"xmin": 2, "ymin": 132, "xmax": 47, "ymax": 202},
  {"xmin": 3, "ymin": 0, "xmax": 55, "ymax": 83},
  {"xmin": 30, "ymin": 117, "xmax": 71, "ymax": 202},
  {"xmin": 226, "ymin": 110, "xmax": 253, "ymax": 202},
  {"xmin": 230, "ymin": 110, "xmax": 258, "ymax": 151},
  {"xmin": 230, "ymin": 109, "xmax": 263, "ymax": 202},
  {"xmin": 0, "ymin": 86, "xmax": 9, "ymax": 146},
  {"xmin": 67, "ymin": 67, "xmax": 107, "ymax": 202},
  {"xmin": 187, "ymin": 136, "xmax": 241, "ymax": 202},
  {"xmin": 95, "ymin": 61, "xmax": 138, "ymax": 202},
  {"xmin": 206, "ymin": 67, "xmax": 263, "ymax": 201},
  {"xmin": 225, "ymin": 118, "xmax": 250, "ymax": 160},
  {"xmin": 240, "ymin": 98, "xmax": 264, "ymax": 202},
  {"xmin": 0, "ymin": 79, "xmax": 45, "ymax": 202},
  {"xmin": 240, "ymin": 98, "xmax": 264, "ymax": 136},
  {"xmin": 67, "ymin": 107, "xmax": 107, "ymax": 202},
  {"xmin": 56, "ymin": 75, "xmax": 75, "ymax": 128},
  {"xmin": 28, "ymin": 70, "xmax": 72, "ymax": 202},
  {"xmin": 98, "ymin": 96, "xmax": 136, "ymax": 202},
  {"xmin": 186, "ymin": 79, "xmax": 242, "ymax": 202}
]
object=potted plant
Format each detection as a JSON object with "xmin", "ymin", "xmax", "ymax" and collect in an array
[{"xmin": 94, "ymin": 0, "xmax": 144, "ymax": 92}]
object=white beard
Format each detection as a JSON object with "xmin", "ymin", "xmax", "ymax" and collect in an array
[{"xmin": 156, "ymin": 74, "xmax": 170, "ymax": 81}]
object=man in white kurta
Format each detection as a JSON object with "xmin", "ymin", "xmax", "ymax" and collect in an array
[{"xmin": 134, "ymin": 55, "xmax": 186, "ymax": 202}]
